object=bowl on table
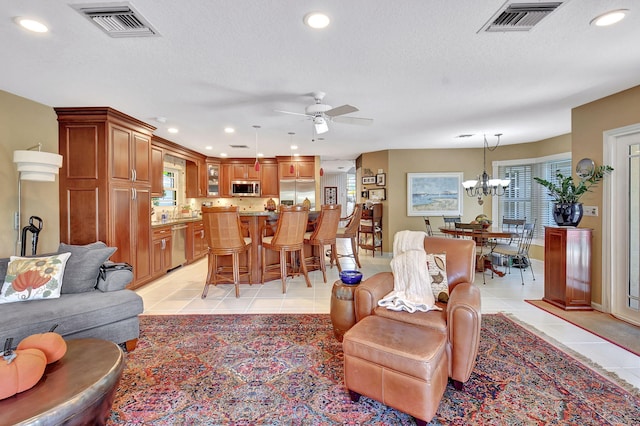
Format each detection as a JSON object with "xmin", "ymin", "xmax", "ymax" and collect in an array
[{"xmin": 339, "ymin": 270, "xmax": 363, "ymax": 285}]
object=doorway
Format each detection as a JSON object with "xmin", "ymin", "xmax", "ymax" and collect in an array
[{"xmin": 604, "ymin": 124, "xmax": 640, "ymax": 326}]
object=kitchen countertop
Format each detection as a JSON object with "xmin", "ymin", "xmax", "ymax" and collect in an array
[{"xmin": 151, "ymin": 210, "xmax": 320, "ymax": 228}]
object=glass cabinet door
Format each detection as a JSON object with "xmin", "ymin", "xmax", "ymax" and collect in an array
[{"xmin": 208, "ymin": 163, "xmax": 220, "ymax": 196}]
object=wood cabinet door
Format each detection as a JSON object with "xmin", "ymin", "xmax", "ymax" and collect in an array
[
  {"xmin": 278, "ymin": 161, "xmax": 296, "ymax": 179},
  {"xmin": 296, "ymin": 161, "xmax": 315, "ymax": 179},
  {"xmin": 110, "ymin": 125, "xmax": 132, "ymax": 182},
  {"xmin": 151, "ymin": 146, "xmax": 164, "ymax": 197},
  {"xmin": 221, "ymin": 164, "xmax": 232, "ymax": 197},
  {"xmin": 247, "ymin": 163, "xmax": 260, "ymax": 180},
  {"xmin": 185, "ymin": 160, "xmax": 199, "ymax": 198},
  {"xmin": 132, "ymin": 186, "xmax": 153, "ymax": 286},
  {"xmin": 261, "ymin": 163, "xmax": 279, "ymax": 197},
  {"xmin": 132, "ymin": 132, "xmax": 151, "ymax": 184}
]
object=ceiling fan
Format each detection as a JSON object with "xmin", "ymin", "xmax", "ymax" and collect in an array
[{"xmin": 275, "ymin": 91, "xmax": 373, "ymax": 135}]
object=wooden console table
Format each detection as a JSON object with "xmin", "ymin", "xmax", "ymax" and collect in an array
[{"xmin": 543, "ymin": 226, "xmax": 593, "ymax": 311}]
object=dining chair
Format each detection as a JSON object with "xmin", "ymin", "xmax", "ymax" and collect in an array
[
  {"xmin": 261, "ymin": 205, "xmax": 311, "ymax": 293},
  {"xmin": 423, "ymin": 217, "xmax": 434, "ymax": 236},
  {"xmin": 201, "ymin": 206, "xmax": 252, "ymax": 298},
  {"xmin": 454, "ymin": 222, "xmax": 489, "ymax": 283},
  {"xmin": 332, "ymin": 204, "xmax": 362, "ymax": 270},
  {"xmin": 443, "ymin": 215, "xmax": 462, "ymax": 238},
  {"xmin": 491, "ymin": 220, "xmax": 536, "ymax": 285},
  {"xmin": 304, "ymin": 204, "xmax": 341, "ymax": 283}
]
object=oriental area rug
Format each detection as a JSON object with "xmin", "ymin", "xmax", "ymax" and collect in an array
[{"xmin": 108, "ymin": 314, "xmax": 640, "ymax": 425}]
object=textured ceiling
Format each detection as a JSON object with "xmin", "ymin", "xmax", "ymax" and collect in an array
[{"xmin": 2, "ymin": 0, "xmax": 639, "ymax": 172}]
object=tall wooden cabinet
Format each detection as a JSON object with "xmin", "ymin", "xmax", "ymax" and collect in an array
[
  {"xmin": 543, "ymin": 226, "xmax": 593, "ymax": 310},
  {"xmin": 56, "ymin": 107, "xmax": 156, "ymax": 289}
]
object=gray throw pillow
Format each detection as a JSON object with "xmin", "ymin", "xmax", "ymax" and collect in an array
[{"xmin": 57, "ymin": 242, "xmax": 117, "ymax": 293}]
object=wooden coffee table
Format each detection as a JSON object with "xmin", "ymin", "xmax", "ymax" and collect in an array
[{"xmin": 0, "ymin": 338, "xmax": 124, "ymax": 426}]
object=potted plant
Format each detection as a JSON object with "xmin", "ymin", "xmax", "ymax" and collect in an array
[{"xmin": 533, "ymin": 165, "xmax": 613, "ymax": 226}]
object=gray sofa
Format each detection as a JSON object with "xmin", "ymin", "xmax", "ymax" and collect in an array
[{"xmin": 0, "ymin": 243, "xmax": 144, "ymax": 351}]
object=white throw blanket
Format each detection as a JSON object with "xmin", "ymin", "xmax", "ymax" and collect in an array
[{"xmin": 378, "ymin": 230, "xmax": 441, "ymax": 313}]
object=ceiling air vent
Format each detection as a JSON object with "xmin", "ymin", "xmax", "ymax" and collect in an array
[
  {"xmin": 480, "ymin": 1, "xmax": 565, "ymax": 32},
  {"xmin": 72, "ymin": 3, "xmax": 159, "ymax": 38},
  {"xmin": 229, "ymin": 145, "xmax": 250, "ymax": 149}
]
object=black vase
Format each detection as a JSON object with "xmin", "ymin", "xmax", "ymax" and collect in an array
[{"xmin": 553, "ymin": 203, "xmax": 583, "ymax": 226}]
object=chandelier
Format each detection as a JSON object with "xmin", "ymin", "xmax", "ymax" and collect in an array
[{"xmin": 462, "ymin": 133, "xmax": 510, "ymax": 205}]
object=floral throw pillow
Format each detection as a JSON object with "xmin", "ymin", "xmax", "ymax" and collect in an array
[
  {"xmin": 0, "ymin": 253, "xmax": 71, "ymax": 304},
  {"xmin": 426, "ymin": 253, "xmax": 449, "ymax": 303}
]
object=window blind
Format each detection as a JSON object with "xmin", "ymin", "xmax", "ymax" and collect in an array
[{"xmin": 498, "ymin": 157, "xmax": 571, "ymax": 239}]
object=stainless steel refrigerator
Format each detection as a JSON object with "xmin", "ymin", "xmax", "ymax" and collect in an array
[{"xmin": 279, "ymin": 179, "xmax": 316, "ymax": 210}]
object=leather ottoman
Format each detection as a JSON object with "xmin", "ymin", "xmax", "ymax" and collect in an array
[{"xmin": 343, "ymin": 315, "xmax": 448, "ymax": 425}]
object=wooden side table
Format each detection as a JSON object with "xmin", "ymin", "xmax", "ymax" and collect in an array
[
  {"xmin": 0, "ymin": 338, "xmax": 124, "ymax": 426},
  {"xmin": 330, "ymin": 279, "xmax": 362, "ymax": 341}
]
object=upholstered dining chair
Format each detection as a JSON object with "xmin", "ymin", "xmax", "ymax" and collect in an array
[
  {"xmin": 201, "ymin": 206, "xmax": 252, "ymax": 298},
  {"xmin": 262, "ymin": 205, "xmax": 311, "ymax": 293},
  {"xmin": 332, "ymin": 204, "xmax": 362, "ymax": 270},
  {"xmin": 304, "ymin": 204, "xmax": 341, "ymax": 283}
]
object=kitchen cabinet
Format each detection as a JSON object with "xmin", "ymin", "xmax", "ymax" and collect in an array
[
  {"xmin": 278, "ymin": 159, "xmax": 315, "ymax": 179},
  {"xmin": 56, "ymin": 107, "xmax": 155, "ymax": 289},
  {"xmin": 151, "ymin": 145, "xmax": 164, "ymax": 197},
  {"xmin": 186, "ymin": 220, "xmax": 207, "ymax": 264},
  {"xmin": 231, "ymin": 162, "xmax": 260, "ymax": 180},
  {"xmin": 152, "ymin": 226, "xmax": 172, "ymax": 277},
  {"xmin": 186, "ymin": 158, "xmax": 207, "ymax": 198},
  {"xmin": 260, "ymin": 162, "xmax": 279, "ymax": 197},
  {"xmin": 207, "ymin": 162, "xmax": 220, "ymax": 197},
  {"xmin": 543, "ymin": 227, "xmax": 593, "ymax": 310},
  {"xmin": 220, "ymin": 164, "xmax": 232, "ymax": 197}
]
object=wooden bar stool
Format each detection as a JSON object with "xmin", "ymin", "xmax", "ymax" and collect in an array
[
  {"xmin": 201, "ymin": 206, "xmax": 252, "ymax": 298},
  {"xmin": 304, "ymin": 204, "xmax": 341, "ymax": 283},
  {"xmin": 332, "ymin": 204, "xmax": 362, "ymax": 270},
  {"xmin": 261, "ymin": 205, "xmax": 311, "ymax": 293}
]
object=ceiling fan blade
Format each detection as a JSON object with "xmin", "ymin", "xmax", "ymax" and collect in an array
[
  {"xmin": 325, "ymin": 104, "xmax": 359, "ymax": 117},
  {"xmin": 274, "ymin": 109, "xmax": 309, "ymax": 117},
  {"xmin": 332, "ymin": 116, "xmax": 374, "ymax": 126}
]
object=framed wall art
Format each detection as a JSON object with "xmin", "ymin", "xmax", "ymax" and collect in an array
[
  {"xmin": 407, "ymin": 172, "xmax": 462, "ymax": 216},
  {"xmin": 324, "ymin": 186, "xmax": 337, "ymax": 205},
  {"xmin": 369, "ymin": 188, "xmax": 386, "ymax": 201},
  {"xmin": 376, "ymin": 173, "xmax": 386, "ymax": 186},
  {"xmin": 362, "ymin": 176, "xmax": 376, "ymax": 185}
]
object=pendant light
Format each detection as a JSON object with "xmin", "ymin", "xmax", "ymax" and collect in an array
[
  {"xmin": 288, "ymin": 132, "xmax": 295, "ymax": 174},
  {"xmin": 253, "ymin": 125, "xmax": 261, "ymax": 172}
]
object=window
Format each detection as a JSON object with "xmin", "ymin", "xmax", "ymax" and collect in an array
[
  {"xmin": 495, "ymin": 154, "xmax": 571, "ymax": 240},
  {"xmin": 156, "ymin": 168, "xmax": 179, "ymax": 207}
]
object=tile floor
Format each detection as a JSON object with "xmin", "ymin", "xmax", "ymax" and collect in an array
[{"xmin": 136, "ymin": 241, "xmax": 640, "ymax": 391}]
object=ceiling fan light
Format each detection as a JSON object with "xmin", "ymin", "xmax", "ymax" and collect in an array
[
  {"xmin": 314, "ymin": 116, "xmax": 329, "ymax": 134},
  {"xmin": 304, "ymin": 12, "xmax": 330, "ymax": 29}
]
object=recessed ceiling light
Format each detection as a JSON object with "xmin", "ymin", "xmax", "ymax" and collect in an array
[
  {"xmin": 304, "ymin": 12, "xmax": 330, "ymax": 29},
  {"xmin": 290, "ymin": 145, "xmax": 298, "ymax": 150},
  {"xmin": 15, "ymin": 17, "xmax": 48, "ymax": 33},
  {"xmin": 205, "ymin": 146, "xmax": 213, "ymax": 150},
  {"xmin": 224, "ymin": 127, "xmax": 235, "ymax": 133},
  {"xmin": 293, "ymin": 153, "xmax": 300, "ymax": 157},
  {"xmin": 257, "ymin": 153, "xmax": 264, "ymax": 157},
  {"xmin": 167, "ymin": 127, "xmax": 178, "ymax": 134},
  {"xmin": 590, "ymin": 9, "xmax": 628, "ymax": 26},
  {"xmin": 220, "ymin": 153, "xmax": 228, "ymax": 157}
]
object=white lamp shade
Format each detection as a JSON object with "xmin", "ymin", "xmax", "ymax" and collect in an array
[
  {"xmin": 462, "ymin": 180, "xmax": 478, "ymax": 189},
  {"xmin": 14, "ymin": 150, "xmax": 63, "ymax": 181}
]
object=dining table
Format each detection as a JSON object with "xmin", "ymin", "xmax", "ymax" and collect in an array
[{"xmin": 438, "ymin": 226, "xmax": 518, "ymax": 278}]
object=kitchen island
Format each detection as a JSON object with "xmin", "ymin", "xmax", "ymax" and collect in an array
[{"xmin": 154, "ymin": 211, "xmax": 321, "ymax": 285}]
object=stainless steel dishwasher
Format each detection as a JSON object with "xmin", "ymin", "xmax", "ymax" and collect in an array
[{"xmin": 171, "ymin": 223, "xmax": 187, "ymax": 269}]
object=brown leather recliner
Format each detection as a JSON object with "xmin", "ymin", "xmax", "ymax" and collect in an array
[{"xmin": 352, "ymin": 236, "xmax": 482, "ymax": 390}]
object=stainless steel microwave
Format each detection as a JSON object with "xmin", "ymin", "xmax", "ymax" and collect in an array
[{"xmin": 231, "ymin": 181, "xmax": 260, "ymax": 197}]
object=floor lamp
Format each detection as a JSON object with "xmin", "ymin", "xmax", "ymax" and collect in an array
[{"xmin": 13, "ymin": 144, "xmax": 63, "ymax": 255}]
